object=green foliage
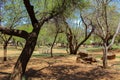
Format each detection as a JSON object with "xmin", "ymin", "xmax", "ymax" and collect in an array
[
  {"xmin": 111, "ymin": 44, "xmax": 120, "ymax": 50},
  {"xmin": 38, "ymin": 24, "xmax": 54, "ymax": 45},
  {"xmin": 57, "ymin": 33, "xmax": 67, "ymax": 43},
  {"xmin": 17, "ymin": 24, "xmax": 33, "ymax": 33},
  {"xmin": 115, "ymin": 34, "xmax": 120, "ymax": 44},
  {"xmin": 37, "ymin": 23, "xmax": 67, "ymax": 46},
  {"xmin": 2, "ymin": 0, "xmax": 120, "ymax": 50},
  {"xmin": 116, "ymin": 56, "xmax": 120, "ymax": 59},
  {"xmin": 77, "ymin": 0, "xmax": 91, "ymax": 10},
  {"xmin": 1, "ymin": 0, "xmax": 26, "ymax": 27},
  {"xmin": 84, "ymin": 39, "xmax": 92, "ymax": 45}
]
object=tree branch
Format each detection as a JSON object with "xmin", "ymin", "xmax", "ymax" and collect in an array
[
  {"xmin": 0, "ymin": 34, "xmax": 6, "ymax": 42},
  {"xmin": 0, "ymin": 26, "xmax": 29, "ymax": 39},
  {"xmin": 39, "ymin": 0, "xmax": 66, "ymax": 23},
  {"xmin": 75, "ymin": 21, "xmax": 95, "ymax": 52},
  {"xmin": 23, "ymin": 0, "xmax": 38, "ymax": 27},
  {"xmin": 108, "ymin": 22, "xmax": 120, "ymax": 48},
  {"xmin": 80, "ymin": 14, "xmax": 88, "ymax": 38}
]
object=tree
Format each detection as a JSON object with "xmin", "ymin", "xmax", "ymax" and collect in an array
[
  {"xmin": 0, "ymin": 0, "xmax": 75, "ymax": 79},
  {"xmin": 63, "ymin": 15, "xmax": 95, "ymax": 55},
  {"xmin": 0, "ymin": 0, "xmax": 23, "ymax": 61},
  {"xmin": 51, "ymin": 0, "xmax": 94, "ymax": 55},
  {"xmin": 50, "ymin": 16, "xmax": 64, "ymax": 57},
  {"xmin": 91, "ymin": 0, "xmax": 120, "ymax": 68},
  {"xmin": 0, "ymin": 34, "xmax": 12, "ymax": 61}
]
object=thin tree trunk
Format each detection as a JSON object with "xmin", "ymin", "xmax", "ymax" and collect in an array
[
  {"xmin": 68, "ymin": 39, "xmax": 75, "ymax": 54},
  {"xmin": 103, "ymin": 43, "xmax": 108, "ymax": 68},
  {"xmin": 10, "ymin": 31, "xmax": 39, "ymax": 80},
  {"xmin": 3, "ymin": 42, "xmax": 7, "ymax": 61},
  {"xmin": 50, "ymin": 30, "xmax": 59, "ymax": 57},
  {"xmin": 1, "ymin": 35, "xmax": 12, "ymax": 61},
  {"xmin": 66, "ymin": 44, "xmax": 69, "ymax": 54}
]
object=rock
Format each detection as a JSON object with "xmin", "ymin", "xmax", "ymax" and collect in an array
[
  {"xmin": 107, "ymin": 53, "xmax": 116, "ymax": 60},
  {"xmin": 83, "ymin": 56, "xmax": 97, "ymax": 63},
  {"xmin": 76, "ymin": 57, "xmax": 84, "ymax": 63},
  {"xmin": 77, "ymin": 50, "xmax": 88, "ymax": 59},
  {"xmin": 101, "ymin": 53, "xmax": 116, "ymax": 60},
  {"xmin": 76, "ymin": 50, "xmax": 97, "ymax": 64}
]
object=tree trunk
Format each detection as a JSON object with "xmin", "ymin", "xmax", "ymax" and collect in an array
[
  {"xmin": 103, "ymin": 43, "xmax": 108, "ymax": 68},
  {"xmin": 66, "ymin": 33, "xmax": 76, "ymax": 55},
  {"xmin": 50, "ymin": 30, "xmax": 59, "ymax": 57},
  {"xmin": 3, "ymin": 42, "xmax": 8, "ymax": 61},
  {"xmin": 50, "ymin": 44, "xmax": 54, "ymax": 57},
  {"xmin": 67, "ymin": 37, "xmax": 77, "ymax": 55},
  {"xmin": 10, "ymin": 30, "xmax": 39, "ymax": 80},
  {"xmin": 68, "ymin": 41, "xmax": 77, "ymax": 55},
  {"xmin": 70, "ymin": 49, "xmax": 78, "ymax": 55},
  {"xmin": 69, "ymin": 47, "xmax": 75, "ymax": 54}
]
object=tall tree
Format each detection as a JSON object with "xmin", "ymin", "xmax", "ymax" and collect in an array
[
  {"xmin": 0, "ymin": 0, "xmax": 76, "ymax": 79},
  {"xmin": 91, "ymin": 0, "xmax": 120, "ymax": 68},
  {"xmin": 49, "ymin": 16, "xmax": 64, "ymax": 57}
]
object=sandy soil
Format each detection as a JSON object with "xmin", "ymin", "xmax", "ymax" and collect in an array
[{"xmin": 0, "ymin": 49, "xmax": 120, "ymax": 80}]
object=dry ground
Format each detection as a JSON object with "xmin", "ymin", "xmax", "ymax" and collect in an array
[{"xmin": 0, "ymin": 49, "xmax": 120, "ymax": 80}]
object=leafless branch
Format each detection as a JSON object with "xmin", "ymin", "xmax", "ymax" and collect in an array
[
  {"xmin": 75, "ymin": 21, "xmax": 95, "ymax": 51},
  {"xmin": 108, "ymin": 22, "xmax": 120, "ymax": 48},
  {"xmin": 80, "ymin": 14, "xmax": 88, "ymax": 38},
  {"xmin": 23, "ymin": 0, "xmax": 38, "ymax": 27}
]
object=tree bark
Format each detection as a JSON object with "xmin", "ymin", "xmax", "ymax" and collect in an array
[
  {"xmin": 103, "ymin": 43, "xmax": 108, "ymax": 68},
  {"xmin": 66, "ymin": 33, "xmax": 76, "ymax": 54},
  {"xmin": 10, "ymin": 29, "xmax": 40, "ymax": 80},
  {"xmin": 3, "ymin": 42, "xmax": 8, "ymax": 61},
  {"xmin": 2, "ymin": 36, "xmax": 12, "ymax": 61}
]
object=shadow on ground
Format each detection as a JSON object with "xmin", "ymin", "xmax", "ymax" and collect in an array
[
  {"xmin": 0, "ymin": 72, "xmax": 10, "ymax": 80},
  {"xmin": 24, "ymin": 65, "xmax": 116, "ymax": 80},
  {"xmin": 0, "ymin": 65, "xmax": 119, "ymax": 80},
  {"xmin": 1, "ymin": 56, "xmax": 120, "ymax": 80}
]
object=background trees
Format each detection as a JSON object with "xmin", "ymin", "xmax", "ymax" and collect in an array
[
  {"xmin": 0, "ymin": 0, "xmax": 24, "ymax": 61},
  {"xmin": 0, "ymin": 0, "xmax": 120, "ymax": 79}
]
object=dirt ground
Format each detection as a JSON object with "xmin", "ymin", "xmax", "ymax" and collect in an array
[{"xmin": 0, "ymin": 49, "xmax": 120, "ymax": 80}]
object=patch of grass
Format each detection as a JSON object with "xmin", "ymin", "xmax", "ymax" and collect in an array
[
  {"xmin": 111, "ymin": 45, "xmax": 120, "ymax": 50},
  {"xmin": 86, "ymin": 47, "xmax": 102, "ymax": 52},
  {"xmin": 82, "ymin": 45, "xmax": 120, "ymax": 52},
  {"xmin": 32, "ymin": 53, "xmax": 68, "ymax": 58},
  {"xmin": 32, "ymin": 53, "xmax": 50, "ymax": 57},
  {"xmin": 0, "ymin": 46, "xmax": 22, "ymax": 50},
  {"xmin": 116, "ymin": 56, "xmax": 120, "ymax": 59},
  {"xmin": 95, "ymin": 55, "xmax": 102, "ymax": 59},
  {"xmin": 54, "ymin": 47, "xmax": 66, "ymax": 49}
]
